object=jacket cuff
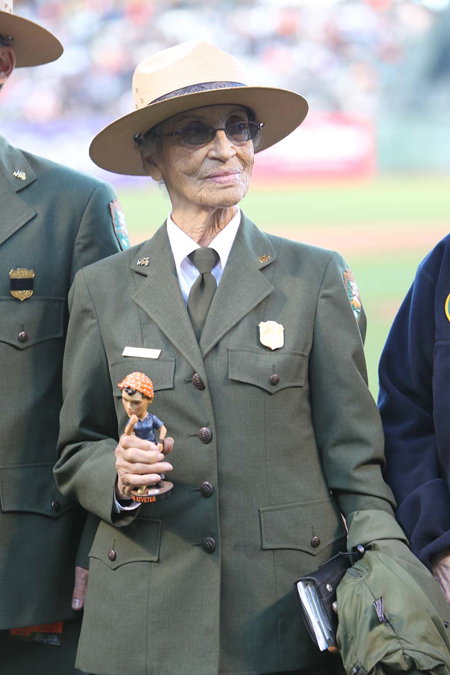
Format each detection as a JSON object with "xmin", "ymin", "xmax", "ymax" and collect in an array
[{"xmin": 346, "ymin": 509, "xmax": 409, "ymax": 551}]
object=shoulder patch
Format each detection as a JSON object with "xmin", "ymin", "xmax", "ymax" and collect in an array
[
  {"xmin": 445, "ymin": 294, "xmax": 450, "ymax": 322},
  {"xmin": 109, "ymin": 199, "xmax": 130, "ymax": 250},
  {"xmin": 343, "ymin": 269, "xmax": 362, "ymax": 324}
]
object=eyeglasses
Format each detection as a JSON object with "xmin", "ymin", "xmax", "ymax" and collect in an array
[
  {"xmin": 0, "ymin": 33, "xmax": 13, "ymax": 48},
  {"xmin": 155, "ymin": 120, "xmax": 264, "ymax": 146}
]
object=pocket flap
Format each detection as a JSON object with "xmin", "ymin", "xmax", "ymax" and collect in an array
[
  {"xmin": 0, "ymin": 462, "xmax": 75, "ymax": 517},
  {"xmin": 110, "ymin": 357, "xmax": 175, "ymax": 398},
  {"xmin": 89, "ymin": 517, "xmax": 161, "ymax": 569},
  {"xmin": 0, "ymin": 297, "xmax": 64, "ymax": 349},
  {"xmin": 259, "ymin": 498, "xmax": 346, "ymax": 555},
  {"xmin": 228, "ymin": 348, "xmax": 306, "ymax": 393}
]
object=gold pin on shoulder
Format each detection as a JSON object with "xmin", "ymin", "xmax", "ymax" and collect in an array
[
  {"xmin": 137, "ymin": 257, "xmax": 150, "ymax": 267},
  {"xmin": 12, "ymin": 170, "xmax": 26, "ymax": 181},
  {"xmin": 258, "ymin": 255, "xmax": 271, "ymax": 264}
]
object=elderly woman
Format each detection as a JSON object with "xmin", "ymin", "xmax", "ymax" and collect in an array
[{"xmin": 55, "ymin": 42, "xmax": 417, "ymax": 675}]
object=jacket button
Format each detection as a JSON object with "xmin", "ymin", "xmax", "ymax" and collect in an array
[
  {"xmin": 202, "ymin": 537, "xmax": 216, "ymax": 554},
  {"xmin": 200, "ymin": 482, "xmax": 214, "ymax": 498},
  {"xmin": 192, "ymin": 373, "xmax": 205, "ymax": 390},
  {"xmin": 311, "ymin": 536, "xmax": 321, "ymax": 548},
  {"xmin": 269, "ymin": 374, "xmax": 280, "ymax": 386},
  {"xmin": 108, "ymin": 549, "xmax": 117, "ymax": 561},
  {"xmin": 18, "ymin": 331, "xmax": 28, "ymax": 343},
  {"xmin": 51, "ymin": 500, "xmax": 61, "ymax": 512},
  {"xmin": 198, "ymin": 427, "xmax": 212, "ymax": 444}
]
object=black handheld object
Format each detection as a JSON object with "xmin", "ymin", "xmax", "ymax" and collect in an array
[{"xmin": 294, "ymin": 546, "xmax": 365, "ymax": 649}]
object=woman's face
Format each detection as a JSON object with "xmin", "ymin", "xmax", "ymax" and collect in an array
[{"xmin": 148, "ymin": 104, "xmax": 255, "ymax": 213}]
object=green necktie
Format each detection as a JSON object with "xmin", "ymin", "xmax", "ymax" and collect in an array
[{"xmin": 187, "ymin": 247, "xmax": 219, "ymax": 340}]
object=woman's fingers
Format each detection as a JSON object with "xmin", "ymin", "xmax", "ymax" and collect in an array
[{"xmin": 118, "ymin": 460, "xmax": 173, "ymax": 476}]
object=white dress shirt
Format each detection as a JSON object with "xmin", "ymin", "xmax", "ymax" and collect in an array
[
  {"xmin": 166, "ymin": 208, "xmax": 241, "ymax": 304},
  {"xmin": 114, "ymin": 208, "xmax": 242, "ymax": 512}
]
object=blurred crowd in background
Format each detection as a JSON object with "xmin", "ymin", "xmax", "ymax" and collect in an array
[
  {"xmin": 1, "ymin": 0, "xmax": 445, "ymax": 124},
  {"xmin": 2, "ymin": 0, "xmax": 450, "ymax": 178}
]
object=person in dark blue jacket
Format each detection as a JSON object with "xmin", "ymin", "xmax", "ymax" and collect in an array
[{"xmin": 379, "ymin": 234, "xmax": 450, "ymax": 599}]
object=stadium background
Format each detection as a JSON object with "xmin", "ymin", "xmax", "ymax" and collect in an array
[{"xmin": 2, "ymin": 0, "xmax": 450, "ymax": 396}]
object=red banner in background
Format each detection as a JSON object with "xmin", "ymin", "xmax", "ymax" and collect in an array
[{"xmin": 253, "ymin": 113, "xmax": 376, "ymax": 182}]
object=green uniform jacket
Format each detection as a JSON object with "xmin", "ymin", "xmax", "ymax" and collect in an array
[
  {"xmin": 55, "ymin": 215, "xmax": 396, "ymax": 675},
  {"xmin": 0, "ymin": 135, "xmax": 122, "ymax": 630}
]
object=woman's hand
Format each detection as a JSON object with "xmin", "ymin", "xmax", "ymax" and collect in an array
[
  {"xmin": 115, "ymin": 427, "xmax": 173, "ymax": 500},
  {"xmin": 431, "ymin": 549, "xmax": 450, "ymax": 603}
]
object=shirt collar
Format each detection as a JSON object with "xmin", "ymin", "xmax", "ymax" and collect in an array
[{"xmin": 166, "ymin": 209, "xmax": 241, "ymax": 272}]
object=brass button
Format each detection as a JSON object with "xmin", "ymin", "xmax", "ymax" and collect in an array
[
  {"xmin": 311, "ymin": 536, "xmax": 321, "ymax": 549},
  {"xmin": 18, "ymin": 331, "xmax": 28, "ymax": 343},
  {"xmin": 200, "ymin": 482, "xmax": 214, "ymax": 498},
  {"xmin": 51, "ymin": 500, "xmax": 61, "ymax": 512},
  {"xmin": 192, "ymin": 373, "xmax": 205, "ymax": 390},
  {"xmin": 108, "ymin": 549, "xmax": 116, "ymax": 561},
  {"xmin": 198, "ymin": 427, "xmax": 212, "ymax": 444},
  {"xmin": 269, "ymin": 374, "xmax": 280, "ymax": 386},
  {"xmin": 202, "ymin": 537, "xmax": 216, "ymax": 554}
]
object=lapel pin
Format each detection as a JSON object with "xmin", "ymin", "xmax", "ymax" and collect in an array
[
  {"xmin": 258, "ymin": 255, "xmax": 271, "ymax": 264},
  {"xmin": 10, "ymin": 268, "xmax": 35, "ymax": 301},
  {"xmin": 259, "ymin": 320, "xmax": 284, "ymax": 350},
  {"xmin": 137, "ymin": 257, "xmax": 150, "ymax": 266},
  {"xmin": 12, "ymin": 170, "xmax": 26, "ymax": 181}
]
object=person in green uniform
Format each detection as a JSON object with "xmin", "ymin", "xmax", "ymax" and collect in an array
[
  {"xmin": 0, "ymin": 2, "xmax": 127, "ymax": 673},
  {"xmin": 55, "ymin": 41, "xmax": 448, "ymax": 675}
]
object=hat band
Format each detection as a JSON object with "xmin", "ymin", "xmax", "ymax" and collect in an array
[{"xmin": 149, "ymin": 81, "xmax": 246, "ymax": 105}]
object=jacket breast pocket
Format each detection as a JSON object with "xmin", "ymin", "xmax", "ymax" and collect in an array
[
  {"xmin": 109, "ymin": 357, "xmax": 175, "ymax": 399},
  {"xmin": 0, "ymin": 297, "xmax": 64, "ymax": 350},
  {"xmin": 228, "ymin": 348, "xmax": 307, "ymax": 394}
]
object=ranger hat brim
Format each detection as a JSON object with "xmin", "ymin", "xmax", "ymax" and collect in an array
[
  {"xmin": 0, "ymin": 7, "xmax": 62, "ymax": 67},
  {"xmin": 89, "ymin": 41, "xmax": 309, "ymax": 176}
]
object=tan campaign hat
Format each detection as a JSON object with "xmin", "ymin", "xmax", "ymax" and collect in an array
[
  {"xmin": 89, "ymin": 41, "xmax": 309, "ymax": 176},
  {"xmin": 0, "ymin": 0, "xmax": 62, "ymax": 67}
]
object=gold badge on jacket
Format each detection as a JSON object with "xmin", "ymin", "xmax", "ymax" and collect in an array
[
  {"xmin": 259, "ymin": 320, "xmax": 284, "ymax": 350},
  {"xmin": 9, "ymin": 268, "xmax": 35, "ymax": 301}
]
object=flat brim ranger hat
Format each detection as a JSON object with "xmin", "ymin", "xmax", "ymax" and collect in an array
[
  {"xmin": 0, "ymin": 0, "xmax": 62, "ymax": 67},
  {"xmin": 89, "ymin": 40, "xmax": 309, "ymax": 176}
]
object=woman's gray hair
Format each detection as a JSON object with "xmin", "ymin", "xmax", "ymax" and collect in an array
[{"xmin": 134, "ymin": 104, "xmax": 263, "ymax": 176}]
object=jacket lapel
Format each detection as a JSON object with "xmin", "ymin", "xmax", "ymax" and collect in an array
[
  {"xmin": 0, "ymin": 136, "xmax": 37, "ymax": 246},
  {"xmin": 200, "ymin": 214, "xmax": 276, "ymax": 358},
  {"xmin": 131, "ymin": 224, "xmax": 206, "ymax": 377}
]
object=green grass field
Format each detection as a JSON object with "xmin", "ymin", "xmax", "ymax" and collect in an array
[{"xmin": 117, "ymin": 177, "xmax": 450, "ymax": 399}]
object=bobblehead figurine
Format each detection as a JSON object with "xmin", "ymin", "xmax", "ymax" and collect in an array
[{"xmin": 118, "ymin": 372, "xmax": 173, "ymax": 503}]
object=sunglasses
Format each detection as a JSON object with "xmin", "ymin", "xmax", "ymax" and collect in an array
[
  {"xmin": 155, "ymin": 120, "xmax": 264, "ymax": 146},
  {"xmin": 0, "ymin": 33, "xmax": 13, "ymax": 48}
]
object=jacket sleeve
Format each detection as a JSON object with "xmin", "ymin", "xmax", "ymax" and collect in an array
[
  {"xmin": 309, "ymin": 251, "xmax": 396, "ymax": 518},
  {"xmin": 70, "ymin": 181, "xmax": 124, "ymax": 282},
  {"xmin": 54, "ymin": 268, "xmax": 138, "ymax": 526},
  {"xmin": 379, "ymin": 243, "xmax": 450, "ymax": 566}
]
